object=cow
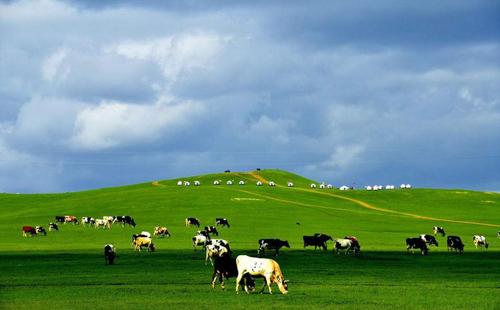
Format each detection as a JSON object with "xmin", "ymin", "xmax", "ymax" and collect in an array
[
  {"xmin": 447, "ymin": 236, "xmax": 464, "ymax": 253},
  {"xmin": 204, "ymin": 226, "xmax": 219, "ymax": 236},
  {"xmin": 22, "ymin": 226, "xmax": 36, "ymax": 237},
  {"xmin": 258, "ymin": 239, "xmax": 290, "ymax": 256},
  {"xmin": 185, "ymin": 217, "xmax": 200, "ymax": 227},
  {"xmin": 303, "ymin": 233, "xmax": 333, "ymax": 250},
  {"xmin": 215, "ymin": 218, "xmax": 230, "ymax": 228},
  {"xmin": 134, "ymin": 236, "xmax": 155, "ymax": 252},
  {"xmin": 193, "ymin": 234, "xmax": 210, "ymax": 251},
  {"xmin": 95, "ymin": 218, "xmax": 112, "ymax": 229},
  {"xmin": 473, "ymin": 235, "xmax": 489, "ymax": 249},
  {"xmin": 154, "ymin": 226, "xmax": 171, "ymax": 238},
  {"xmin": 64, "ymin": 216, "xmax": 79, "ymax": 225},
  {"xmin": 113, "ymin": 216, "xmax": 136, "ymax": 227},
  {"xmin": 103, "ymin": 216, "xmax": 115, "ymax": 223},
  {"xmin": 104, "ymin": 244, "xmax": 116, "ymax": 265},
  {"xmin": 81, "ymin": 217, "xmax": 96, "ymax": 227},
  {"xmin": 55, "ymin": 216, "xmax": 65, "ymax": 223},
  {"xmin": 497, "ymin": 231, "xmax": 500, "ymax": 238},
  {"xmin": 35, "ymin": 226, "xmax": 47, "ymax": 236},
  {"xmin": 211, "ymin": 254, "xmax": 256, "ymax": 291},
  {"xmin": 433, "ymin": 226, "xmax": 446, "ymax": 237},
  {"xmin": 334, "ymin": 238, "xmax": 360, "ymax": 255},
  {"xmin": 205, "ymin": 244, "xmax": 229, "ymax": 265},
  {"xmin": 406, "ymin": 237, "xmax": 428, "ymax": 255},
  {"xmin": 208, "ymin": 239, "xmax": 231, "ymax": 253},
  {"xmin": 420, "ymin": 234, "xmax": 439, "ymax": 247},
  {"xmin": 235, "ymin": 255, "xmax": 289, "ymax": 295},
  {"xmin": 48, "ymin": 222, "xmax": 58, "ymax": 231}
]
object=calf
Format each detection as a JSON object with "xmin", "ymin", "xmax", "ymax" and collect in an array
[
  {"xmin": 35, "ymin": 226, "xmax": 47, "ymax": 236},
  {"xmin": 433, "ymin": 226, "xmax": 446, "ymax": 237},
  {"xmin": 215, "ymin": 218, "xmax": 230, "ymax": 228},
  {"xmin": 212, "ymin": 254, "xmax": 256, "ymax": 291},
  {"xmin": 204, "ymin": 226, "xmax": 219, "ymax": 236},
  {"xmin": 447, "ymin": 236, "xmax": 464, "ymax": 253},
  {"xmin": 406, "ymin": 237, "xmax": 428, "ymax": 255},
  {"xmin": 104, "ymin": 244, "xmax": 116, "ymax": 265},
  {"xmin": 134, "ymin": 237, "xmax": 155, "ymax": 252},
  {"xmin": 258, "ymin": 239, "xmax": 290, "ymax": 256},
  {"xmin": 22, "ymin": 226, "xmax": 36, "ymax": 237},
  {"xmin": 113, "ymin": 216, "xmax": 136, "ymax": 227},
  {"xmin": 185, "ymin": 217, "xmax": 200, "ymax": 227},
  {"xmin": 81, "ymin": 217, "xmax": 96, "ymax": 227},
  {"xmin": 473, "ymin": 235, "xmax": 489, "ymax": 249},
  {"xmin": 235, "ymin": 255, "xmax": 289, "ymax": 294},
  {"xmin": 334, "ymin": 238, "xmax": 360, "ymax": 255},
  {"xmin": 154, "ymin": 226, "xmax": 171, "ymax": 238},
  {"xmin": 420, "ymin": 234, "xmax": 439, "ymax": 247},
  {"xmin": 48, "ymin": 222, "xmax": 58, "ymax": 231}
]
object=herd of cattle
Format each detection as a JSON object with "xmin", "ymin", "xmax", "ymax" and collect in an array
[{"xmin": 22, "ymin": 214, "xmax": 497, "ymax": 294}]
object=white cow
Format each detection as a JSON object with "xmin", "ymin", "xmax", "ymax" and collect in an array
[
  {"xmin": 334, "ymin": 239, "xmax": 360, "ymax": 255},
  {"xmin": 192, "ymin": 234, "xmax": 210, "ymax": 251},
  {"xmin": 235, "ymin": 255, "xmax": 288, "ymax": 294},
  {"xmin": 473, "ymin": 235, "xmax": 489, "ymax": 249},
  {"xmin": 205, "ymin": 244, "xmax": 229, "ymax": 265}
]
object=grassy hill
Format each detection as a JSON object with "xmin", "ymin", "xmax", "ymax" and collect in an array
[{"xmin": 1, "ymin": 169, "xmax": 499, "ymax": 309}]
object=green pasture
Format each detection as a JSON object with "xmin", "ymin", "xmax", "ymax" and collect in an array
[{"xmin": 0, "ymin": 170, "xmax": 499, "ymax": 309}]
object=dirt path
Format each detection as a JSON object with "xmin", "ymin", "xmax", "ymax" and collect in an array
[{"xmin": 248, "ymin": 172, "xmax": 269, "ymax": 184}]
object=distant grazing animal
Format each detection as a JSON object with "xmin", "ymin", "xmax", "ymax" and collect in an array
[
  {"xmin": 303, "ymin": 233, "xmax": 333, "ymax": 250},
  {"xmin": 154, "ymin": 227, "xmax": 171, "ymax": 238},
  {"xmin": 343, "ymin": 236, "xmax": 360, "ymax": 249},
  {"xmin": 334, "ymin": 238, "xmax": 360, "ymax": 255},
  {"xmin": 22, "ymin": 226, "xmax": 36, "ymax": 237},
  {"xmin": 131, "ymin": 232, "xmax": 151, "ymax": 245},
  {"xmin": 104, "ymin": 244, "xmax": 116, "ymax": 265},
  {"xmin": 258, "ymin": 239, "xmax": 290, "ymax": 256},
  {"xmin": 406, "ymin": 237, "xmax": 428, "ymax": 255},
  {"xmin": 35, "ymin": 226, "xmax": 47, "ymax": 236},
  {"xmin": 64, "ymin": 216, "xmax": 79, "ymax": 224},
  {"xmin": 193, "ymin": 234, "xmax": 210, "ymax": 251},
  {"xmin": 433, "ymin": 226, "xmax": 446, "ymax": 237},
  {"xmin": 208, "ymin": 239, "xmax": 231, "ymax": 253},
  {"xmin": 48, "ymin": 222, "xmax": 58, "ymax": 231},
  {"xmin": 215, "ymin": 218, "xmax": 230, "ymax": 228},
  {"xmin": 113, "ymin": 216, "xmax": 136, "ymax": 227},
  {"xmin": 95, "ymin": 219, "xmax": 111, "ymax": 229},
  {"xmin": 204, "ymin": 226, "xmax": 219, "ymax": 236},
  {"xmin": 134, "ymin": 236, "xmax": 155, "ymax": 252},
  {"xmin": 235, "ymin": 255, "xmax": 289, "ymax": 294},
  {"xmin": 185, "ymin": 217, "xmax": 200, "ymax": 227},
  {"xmin": 205, "ymin": 244, "xmax": 229, "ymax": 265},
  {"xmin": 212, "ymin": 254, "xmax": 256, "ymax": 291},
  {"xmin": 55, "ymin": 216, "xmax": 65, "ymax": 223},
  {"xmin": 103, "ymin": 216, "xmax": 115, "ymax": 223},
  {"xmin": 81, "ymin": 217, "xmax": 96, "ymax": 226},
  {"xmin": 420, "ymin": 234, "xmax": 439, "ymax": 247},
  {"xmin": 447, "ymin": 236, "xmax": 464, "ymax": 253},
  {"xmin": 497, "ymin": 231, "xmax": 500, "ymax": 238},
  {"xmin": 473, "ymin": 235, "xmax": 489, "ymax": 249}
]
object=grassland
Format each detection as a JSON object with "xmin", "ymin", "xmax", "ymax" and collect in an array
[{"xmin": 1, "ymin": 169, "xmax": 499, "ymax": 309}]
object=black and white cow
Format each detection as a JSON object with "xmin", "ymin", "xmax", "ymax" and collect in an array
[
  {"xmin": 81, "ymin": 217, "xmax": 96, "ymax": 227},
  {"xmin": 447, "ymin": 236, "xmax": 464, "ymax": 253},
  {"xmin": 433, "ymin": 226, "xmax": 446, "ymax": 237},
  {"xmin": 303, "ymin": 233, "xmax": 333, "ymax": 250},
  {"xmin": 473, "ymin": 235, "xmax": 489, "ymax": 249},
  {"xmin": 185, "ymin": 217, "xmax": 200, "ymax": 227},
  {"xmin": 406, "ymin": 237, "xmax": 428, "ymax": 255},
  {"xmin": 420, "ymin": 234, "xmax": 439, "ymax": 247},
  {"xmin": 154, "ymin": 226, "xmax": 171, "ymax": 238},
  {"xmin": 193, "ymin": 233, "xmax": 210, "ymax": 251},
  {"xmin": 104, "ymin": 244, "xmax": 116, "ymax": 265},
  {"xmin": 35, "ymin": 226, "xmax": 47, "ymax": 236},
  {"xmin": 258, "ymin": 239, "xmax": 290, "ymax": 256},
  {"xmin": 48, "ymin": 222, "xmax": 58, "ymax": 231},
  {"xmin": 113, "ymin": 216, "xmax": 136, "ymax": 227},
  {"xmin": 334, "ymin": 238, "xmax": 360, "ymax": 255},
  {"xmin": 204, "ymin": 226, "xmax": 219, "ymax": 236},
  {"xmin": 211, "ymin": 253, "xmax": 256, "ymax": 291},
  {"xmin": 55, "ymin": 216, "xmax": 65, "ymax": 223},
  {"xmin": 215, "ymin": 218, "xmax": 230, "ymax": 228}
]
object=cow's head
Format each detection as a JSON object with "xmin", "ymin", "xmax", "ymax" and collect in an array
[
  {"xmin": 149, "ymin": 243, "xmax": 156, "ymax": 252},
  {"xmin": 278, "ymin": 279, "xmax": 289, "ymax": 294}
]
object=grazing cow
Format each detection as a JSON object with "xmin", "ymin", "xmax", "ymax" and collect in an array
[
  {"xmin": 134, "ymin": 236, "xmax": 155, "ymax": 252},
  {"xmin": 81, "ymin": 217, "xmax": 95, "ymax": 227},
  {"xmin": 420, "ymin": 234, "xmax": 439, "ymax": 247},
  {"xmin": 303, "ymin": 233, "xmax": 333, "ymax": 250},
  {"xmin": 103, "ymin": 216, "xmax": 115, "ymax": 223},
  {"xmin": 497, "ymin": 231, "xmax": 500, "ymax": 238},
  {"xmin": 208, "ymin": 239, "xmax": 231, "ymax": 253},
  {"xmin": 104, "ymin": 244, "xmax": 116, "ymax": 265},
  {"xmin": 48, "ymin": 222, "xmax": 58, "ymax": 231},
  {"xmin": 215, "ymin": 218, "xmax": 230, "ymax": 228},
  {"xmin": 193, "ymin": 234, "xmax": 210, "ymax": 251},
  {"xmin": 235, "ymin": 255, "xmax": 289, "ymax": 294},
  {"xmin": 22, "ymin": 226, "xmax": 36, "ymax": 237},
  {"xmin": 185, "ymin": 217, "xmax": 200, "ymax": 227},
  {"xmin": 334, "ymin": 238, "xmax": 360, "ymax": 255},
  {"xmin": 64, "ymin": 216, "xmax": 79, "ymax": 224},
  {"xmin": 204, "ymin": 226, "xmax": 219, "ymax": 236},
  {"xmin": 212, "ymin": 254, "xmax": 256, "ymax": 291},
  {"xmin": 406, "ymin": 237, "xmax": 428, "ymax": 255},
  {"xmin": 447, "ymin": 236, "xmax": 464, "ymax": 253},
  {"xmin": 343, "ymin": 236, "xmax": 361, "ymax": 250},
  {"xmin": 205, "ymin": 244, "xmax": 229, "ymax": 265},
  {"xmin": 95, "ymin": 218, "xmax": 111, "ymax": 229},
  {"xmin": 55, "ymin": 216, "xmax": 65, "ymax": 223},
  {"xmin": 258, "ymin": 239, "xmax": 290, "ymax": 256},
  {"xmin": 113, "ymin": 216, "xmax": 136, "ymax": 227},
  {"xmin": 35, "ymin": 226, "xmax": 47, "ymax": 236},
  {"xmin": 433, "ymin": 226, "xmax": 446, "ymax": 237},
  {"xmin": 473, "ymin": 235, "xmax": 489, "ymax": 249},
  {"xmin": 154, "ymin": 226, "xmax": 171, "ymax": 238}
]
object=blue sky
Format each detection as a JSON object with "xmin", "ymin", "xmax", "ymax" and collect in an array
[{"xmin": 0, "ymin": 0, "xmax": 499, "ymax": 193}]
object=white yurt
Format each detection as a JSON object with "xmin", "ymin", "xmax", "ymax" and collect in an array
[
  {"xmin": 184, "ymin": 181, "xmax": 190, "ymax": 186},
  {"xmin": 269, "ymin": 181, "xmax": 276, "ymax": 186},
  {"xmin": 256, "ymin": 181, "xmax": 263, "ymax": 186},
  {"xmin": 177, "ymin": 181, "xmax": 183, "ymax": 186},
  {"xmin": 213, "ymin": 180, "xmax": 220, "ymax": 185},
  {"xmin": 366, "ymin": 186, "xmax": 373, "ymax": 191},
  {"xmin": 405, "ymin": 184, "xmax": 412, "ymax": 189},
  {"xmin": 227, "ymin": 180, "xmax": 233, "ymax": 185},
  {"xmin": 339, "ymin": 185, "xmax": 349, "ymax": 191},
  {"xmin": 287, "ymin": 182, "xmax": 294, "ymax": 187},
  {"xmin": 327, "ymin": 184, "xmax": 333, "ymax": 189},
  {"xmin": 194, "ymin": 181, "xmax": 201, "ymax": 186},
  {"xmin": 239, "ymin": 180, "xmax": 245, "ymax": 185},
  {"xmin": 310, "ymin": 183, "xmax": 317, "ymax": 188}
]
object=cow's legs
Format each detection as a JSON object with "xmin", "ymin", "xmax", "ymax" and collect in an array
[
  {"xmin": 235, "ymin": 272, "xmax": 244, "ymax": 294},
  {"xmin": 211, "ymin": 271, "xmax": 218, "ymax": 288}
]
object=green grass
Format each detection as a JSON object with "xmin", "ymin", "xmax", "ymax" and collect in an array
[{"xmin": 1, "ymin": 169, "xmax": 499, "ymax": 309}]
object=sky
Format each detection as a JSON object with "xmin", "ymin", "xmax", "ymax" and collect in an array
[{"xmin": 0, "ymin": 0, "xmax": 499, "ymax": 193}]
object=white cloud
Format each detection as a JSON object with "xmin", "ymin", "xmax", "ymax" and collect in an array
[
  {"xmin": 320, "ymin": 144, "xmax": 365, "ymax": 171},
  {"xmin": 247, "ymin": 115, "xmax": 293, "ymax": 144},
  {"xmin": 71, "ymin": 100, "xmax": 204, "ymax": 150},
  {"xmin": 42, "ymin": 48, "xmax": 70, "ymax": 82},
  {"xmin": 0, "ymin": 0, "xmax": 75, "ymax": 22}
]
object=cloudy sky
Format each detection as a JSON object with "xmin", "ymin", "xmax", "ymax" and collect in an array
[{"xmin": 1, "ymin": 0, "xmax": 499, "ymax": 193}]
